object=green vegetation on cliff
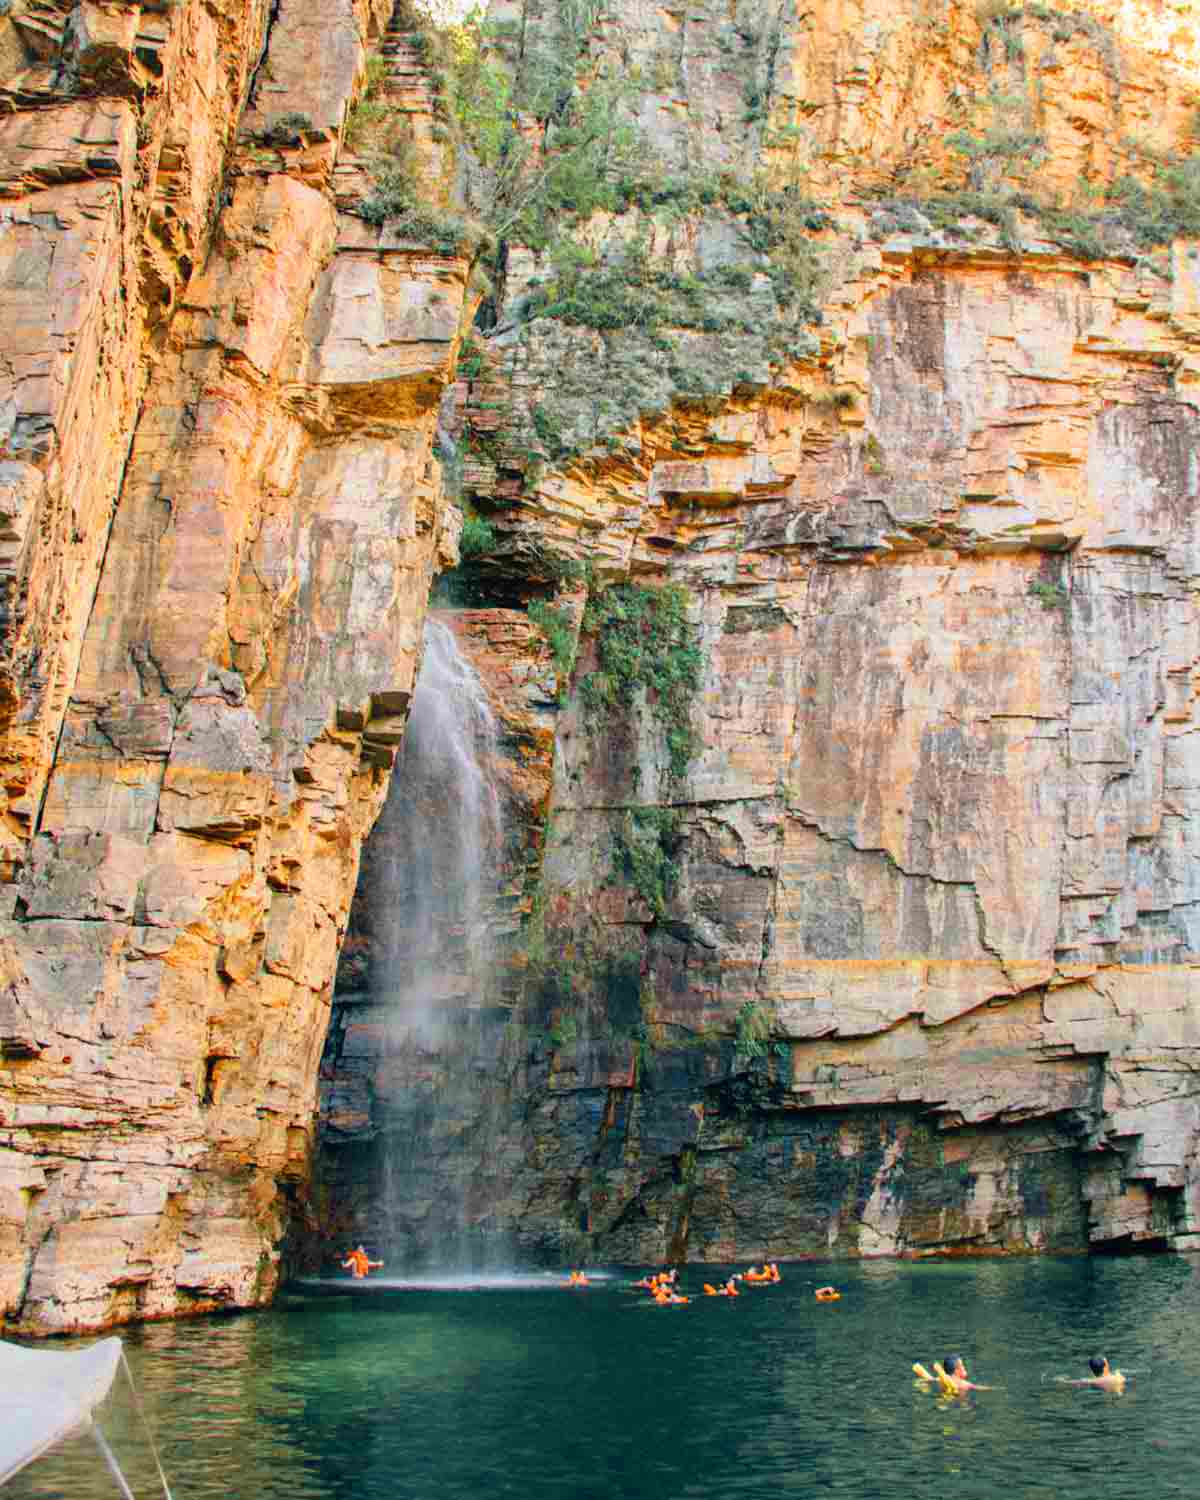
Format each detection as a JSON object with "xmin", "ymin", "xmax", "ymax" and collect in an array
[
  {"xmin": 889, "ymin": 143, "xmax": 1200, "ymax": 262},
  {"xmin": 580, "ymin": 582, "xmax": 703, "ymax": 782},
  {"xmin": 527, "ymin": 599, "xmax": 578, "ymax": 696},
  {"xmin": 458, "ymin": 512, "xmax": 497, "ymax": 558},
  {"xmin": 870, "ymin": 7, "xmax": 1200, "ymax": 263},
  {"xmin": 354, "ymin": 0, "xmax": 643, "ymax": 256},
  {"xmin": 353, "ymin": 0, "xmax": 835, "ymax": 462},
  {"xmin": 611, "ymin": 808, "xmax": 683, "ymax": 918}
]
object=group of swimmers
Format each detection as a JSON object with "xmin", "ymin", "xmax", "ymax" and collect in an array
[
  {"xmin": 620, "ymin": 1263, "xmax": 792, "ymax": 1304},
  {"xmin": 339, "ymin": 1253, "xmax": 1124, "ymax": 1400},
  {"xmin": 630, "ymin": 1268, "xmax": 692, "ymax": 1304},
  {"xmin": 914, "ymin": 1354, "xmax": 1128, "ymax": 1398},
  {"xmin": 700, "ymin": 1262, "xmax": 784, "ymax": 1298},
  {"xmin": 564, "ymin": 1262, "xmax": 845, "ymax": 1306}
]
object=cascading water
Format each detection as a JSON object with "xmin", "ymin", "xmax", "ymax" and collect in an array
[
  {"xmin": 371, "ymin": 618, "xmax": 502, "ymax": 1038},
  {"xmin": 331, "ymin": 616, "xmax": 518, "ymax": 1271}
]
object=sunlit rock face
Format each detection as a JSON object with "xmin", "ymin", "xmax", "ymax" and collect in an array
[
  {"xmin": 313, "ymin": 0, "xmax": 1200, "ymax": 1269},
  {"xmin": 5, "ymin": 0, "xmax": 1200, "ymax": 1330},
  {"xmin": 0, "ymin": 0, "xmax": 467, "ymax": 1330}
]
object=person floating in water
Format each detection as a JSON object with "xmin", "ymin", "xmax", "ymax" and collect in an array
[
  {"xmin": 938, "ymin": 1356, "xmax": 992, "ymax": 1396},
  {"xmin": 341, "ymin": 1245, "xmax": 383, "ymax": 1279},
  {"xmin": 814, "ymin": 1285, "xmax": 840, "ymax": 1301},
  {"xmin": 1060, "ymin": 1356, "xmax": 1127, "ymax": 1394},
  {"xmin": 565, "ymin": 1269, "xmax": 590, "ymax": 1287},
  {"xmin": 702, "ymin": 1278, "xmax": 740, "ymax": 1296},
  {"xmin": 653, "ymin": 1285, "xmax": 689, "ymax": 1305}
]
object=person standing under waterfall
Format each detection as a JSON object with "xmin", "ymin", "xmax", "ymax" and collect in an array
[{"xmin": 342, "ymin": 1245, "xmax": 383, "ymax": 1279}]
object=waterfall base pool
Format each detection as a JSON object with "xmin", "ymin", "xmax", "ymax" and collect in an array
[
  {"xmin": 10, "ymin": 1256, "xmax": 1200, "ymax": 1500},
  {"xmin": 292, "ymin": 1272, "xmax": 622, "ymax": 1293}
]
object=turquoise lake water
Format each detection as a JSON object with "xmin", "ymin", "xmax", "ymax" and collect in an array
[{"xmin": 8, "ymin": 1256, "xmax": 1200, "ymax": 1499}]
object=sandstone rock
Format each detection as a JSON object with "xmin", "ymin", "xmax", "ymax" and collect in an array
[
  {"xmin": 313, "ymin": 0, "xmax": 1200, "ymax": 1271},
  {"xmin": 0, "ymin": 0, "xmax": 468, "ymax": 1332},
  {"xmin": 7, "ymin": 0, "xmax": 1200, "ymax": 1323}
]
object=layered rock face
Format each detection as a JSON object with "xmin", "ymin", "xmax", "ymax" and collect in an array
[
  {"xmin": 0, "ymin": 0, "xmax": 467, "ymax": 1329},
  {"xmin": 5, "ymin": 0, "xmax": 1200, "ymax": 1330},
  {"xmin": 313, "ymin": 0, "xmax": 1200, "ymax": 1267}
]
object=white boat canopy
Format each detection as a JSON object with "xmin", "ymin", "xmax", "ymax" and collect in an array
[{"xmin": 0, "ymin": 1336, "xmax": 123, "ymax": 1487}]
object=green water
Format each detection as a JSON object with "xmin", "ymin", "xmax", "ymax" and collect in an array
[{"xmin": 9, "ymin": 1256, "xmax": 1200, "ymax": 1500}]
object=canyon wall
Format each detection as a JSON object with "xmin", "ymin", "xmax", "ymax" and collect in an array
[
  {"xmin": 4, "ymin": 0, "xmax": 1200, "ymax": 1331},
  {"xmin": 0, "ymin": 0, "xmax": 467, "ymax": 1329},
  {"xmin": 313, "ymin": 0, "xmax": 1200, "ymax": 1268}
]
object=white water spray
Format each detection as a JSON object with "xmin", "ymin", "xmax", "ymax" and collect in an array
[
  {"xmin": 373, "ymin": 618, "xmax": 503, "ymax": 1038},
  {"xmin": 324, "ymin": 615, "xmax": 515, "ymax": 1270}
]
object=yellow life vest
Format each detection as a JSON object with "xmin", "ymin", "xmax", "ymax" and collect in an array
[{"xmin": 934, "ymin": 1363, "xmax": 957, "ymax": 1396}]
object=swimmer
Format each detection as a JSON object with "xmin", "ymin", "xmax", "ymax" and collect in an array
[
  {"xmin": 940, "ymin": 1356, "xmax": 992, "ymax": 1395},
  {"xmin": 566, "ymin": 1269, "xmax": 590, "ymax": 1286},
  {"xmin": 1060, "ymin": 1356, "xmax": 1127, "ymax": 1394},
  {"xmin": 814, "ymin": 1285, "xmax": 840, "ymax": 1301},
  {"xmin": 341, "ymin": 1245, "xmax": 383, "ymax": 1279},
  {"xmin": 768, "ymin": 1262, "xmax": 781, "ymax": 1282}
]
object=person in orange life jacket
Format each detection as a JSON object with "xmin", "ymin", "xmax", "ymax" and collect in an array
[{"xmin": 341, "ymin": 1246, "xmax": 383, "ymax": 1279}]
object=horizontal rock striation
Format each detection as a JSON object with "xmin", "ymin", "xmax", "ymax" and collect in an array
[
  {"xmin": 0, "ymin": 0, "xmax": 468, "ymax": 1329},
  {"xmin": 5, "ymin": 0, "xmax": 1200, "ymax": 1324},
  {"xmin": 313, "ymin": 0, "xmax": 1200, "ymax": 1268}
]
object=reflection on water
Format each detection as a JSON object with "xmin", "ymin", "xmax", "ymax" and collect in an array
[
  {"xmin": 292, "ymin": 1272, "xmax": 619, "ymax": 1294},
  {"xmin": 7, "ymin": 1257, "xmax": 1200, "ymax": 1500}
]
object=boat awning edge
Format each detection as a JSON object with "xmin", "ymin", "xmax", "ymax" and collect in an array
[{"xmin": 0, "ymin": 1336, "xmax": 123, "ymax": 1487}]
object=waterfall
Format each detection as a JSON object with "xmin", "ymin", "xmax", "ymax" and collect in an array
[
  {"xmin": 372, "ymin": 618, "xmax": 502, "ymax": 1039},
  {"xmin": 351, "ymin": 616, "xmax": 513, "ymax": 1270}
]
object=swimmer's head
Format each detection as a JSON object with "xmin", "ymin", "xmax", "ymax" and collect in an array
[
  {"xmin": 1089, "ymin": 1356, "xmax": 1108, "ymax": 1377},
  {"xmin": 945, "ymin": 1356, "xmax": 963, "ymax": 1377}
]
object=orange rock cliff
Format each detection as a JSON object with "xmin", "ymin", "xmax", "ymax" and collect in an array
[{"xmin": 4, "ymin": 0, "xmax": 1200, "ymax": 1329}]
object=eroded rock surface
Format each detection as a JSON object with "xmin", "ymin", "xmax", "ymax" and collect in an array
[
  {"xmin": 312, "ymin": 0, "xmax": 1200, "ymax": 1269},
  {"xmin": 0, "ymin": 0, "xmax": 467, "ymax": 1329},
  {"xmin": 6, "ymin": 0, "xmax": 1200, "ymax": 1328}
]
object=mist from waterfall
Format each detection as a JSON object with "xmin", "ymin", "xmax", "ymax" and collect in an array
[
  {"xmin": 363, "ymin": 616, "xmax": 516, "ymax": 1271},
  {"xmin": 372, "ymin": 618, "xmax": 502, "ymax": 1040}
]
